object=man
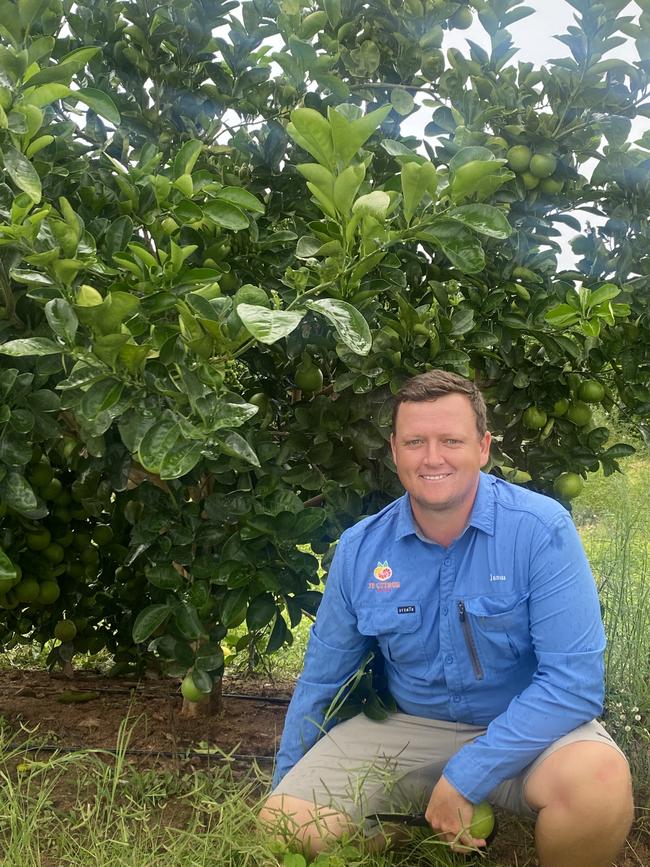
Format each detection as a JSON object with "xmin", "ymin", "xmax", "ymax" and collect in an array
[{"xmin": 260, "ymin": 371, "xmax": 633, "ymax": 865}]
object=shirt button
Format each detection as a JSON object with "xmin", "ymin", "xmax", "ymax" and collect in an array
[
  {"xmin": 442, "ymin": 606, "xmax": 448, "ymax": 616},
  {"xmin": 444, "ymin": 558, "xmax": 451, "ymax": 566},
  {"xmin": 445, "ymin": 654, "xmax": 454, "ymax": 665},
  {"xmin": 452, "ymin": 695, "xmax": 461, "ymax": 703}
]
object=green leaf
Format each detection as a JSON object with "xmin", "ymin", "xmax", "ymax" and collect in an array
[
  {"xmin": 145, "ymin": 563, "xmax": 183, "ymax": 591},
  {"xmin": 603, "ymin": 443, "xmax": 636, "ymax": 459},
  {"xmin": 132, "ymin": 604, "xmax": 171, "ymax": 643},
  {"xmin": 22, "ymin": 83, "xmax": 70, "ymax": 107},
  {"xmin": 266, "ymin": 613, "xmax": 288, "ymax": 653},
  {"xmin": 287, "ymin": 107, "xmax": 334, "ymax": 168},
  {"xmin": 221, "ymin": 587, "xmax": 249, "ymax": 628},
  {"xmin": 138, "ymin": 414, "xmax": 180, "ymax": 473},
  {"xmin": 246, "ymin": 592, "xmax": 276, "ymax": 630},
  {"xmin": 418, "ymin": 221, "xmax": 485, "ymax": 273},
  {"xmin": 545, "ymin": 304, "xmax": 581, "ymax": 328},
  {"xmin": 173, "ymin": 140, "xmax": 203, "ymax": 178},
  {"xmin": 73, "ymin": 88, "xmax": 120, "ymax": 124},
  {"xmin": 306, "ymin": 299, "xmax": 372, "ymax": 355},
  {"xmin": 449, "ymin": 146, "xmax": 496, "ymax": 171},
  {"xmin": 0, "ymin": 547, "xmax": 18, "ymax": 583},
  {"xmin": 204, "ymin": 200, "xmax": 249, "ymax": 230},
  {"xmin": 215, "ymin": 431, "xmax": 260, "ymax": 467},
  {"xmin": 44, "ymin": 298, "xmax": 77, "ymax": 343},
  {"xmin": 80, "ymin": 378, "xmax": 124, "ymax": 418},
  {"xmin": 0, "ymin": 337, "xmax": 61, "ymax": 356},
  {"xmin": 588, "ymin": 283, "xmax": 620, "ymax": 308},
  {"xmin": 401, "ymin": 162, "xmax": 425, "ymax": 223},
  {"xmin": 328, "ymin": 104, "xmax": 391, "ymax": 168},
  {"xmin": 332, "ymin": 164, "xmax": 365, "ymax": 216},
  {"xmin": 105, "ymin": 215, "xmax": 134, "ymax": 257},
  {"xmin": 1, "ymin": 145, "xmax": 41, "ymax": 202},
  {"xmin": 449, "ymin": 204, "xmax": 512, "ymax": 239},
  {"xmin": 390, "ymin": 88, "xmax": 414, "ymax": 115},
  {"xmin": 450, "ymin": 160, "xmax": 512, "ymax": 203},
  {"xmin": 215, "ymin": 186, "xmax": 265, "ymax": 213},
  {"xmin": 174, "ymin": 602, "xmax": 204, "ymax": 640},
  {"xmin": 158, "ymin": 441, "xmax": 203, "ymax": 480},
  {"xmin": 237, "ymin": 304, "xmax": 304, "ymax": 344},
  {"xmin": 0, "ymin": 472, "xmax": 37, "ymax": 513},
  {"xmin": 194, "ymin": 642, "xmax": 224, "ymax": 672}
]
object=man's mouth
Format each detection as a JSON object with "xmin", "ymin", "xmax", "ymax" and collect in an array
[{"xmin": 419, "ymin": 473, "xmax": 452, "ymax": 481}]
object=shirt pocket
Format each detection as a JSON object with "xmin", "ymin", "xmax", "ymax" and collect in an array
[
  {"xmin": 463, "ymin": 593, "xmax": 530, "ymax": 666},
  {"xmin": 357, "ymin": 602, "xmax": 427, "ymax": 666}
]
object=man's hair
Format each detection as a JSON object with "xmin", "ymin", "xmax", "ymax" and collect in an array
[{"xmin": 391, "ymin": 370, "xmax": 487, "ymax": 437}]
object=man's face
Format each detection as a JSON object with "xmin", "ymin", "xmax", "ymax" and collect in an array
[{"xmin": 390, "ymin": 394, "xmax": 491, "ymax": 518}]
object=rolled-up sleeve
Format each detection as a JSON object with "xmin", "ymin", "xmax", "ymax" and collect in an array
[
  {"xmin": 272, "ymin": 538, "xmax": 372, "ymax": 788},
  {"xmin": 443, "ymin": 512, "xmax": 606, "ymax": 803}
]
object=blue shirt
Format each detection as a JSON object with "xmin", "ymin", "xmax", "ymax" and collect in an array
[{"xmin": 273, "ymin": 473, "xmax": 606, "ymax": 803}]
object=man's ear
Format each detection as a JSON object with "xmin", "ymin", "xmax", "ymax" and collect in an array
[{"xmin": 480, "ymin": 431, "xmax": 492, "ymax": 467}]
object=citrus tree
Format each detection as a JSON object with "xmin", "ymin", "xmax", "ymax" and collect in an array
[{"xmin": 0, "ymin": 0, "xmax": 648, "ymax": 707}]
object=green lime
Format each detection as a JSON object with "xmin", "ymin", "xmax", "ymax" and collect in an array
[
  {"xmin": 26, "ymin": 527, "xmax": 52, "ymax": 551},
  {"xmin": 180, "ymin": 674, "xmax": 207, "ymax": 703},
  {"xmin": 566, "ymin": 401, "xmax": 592, "ymax": 427},
  {"xmin": 15, "ymin": 579, "xmax": 41, "ymax": 604},
  {"xmin": 506, "ymin": 145, "xmax": 532, "ymax": 173},
  {"xmin": 92, "ymin": 525, "xmax": 114, "ymax": 546},
  {"xmin": 42, "ymin": 543, "xmax": 65, "ymax": 565},
  {"xmin": 529, "ymin": 153, "xmax": 557, "ymax": 179},
  {"xmin": 37, "ymin": 581, "xmax": 61, "ymax": 605},
  {"xmin": 54, "ymin": 619, "xmax": 77, "ymax": 642},
  {"xmin": 450, "ymin": 6, "xmax": 473, "ymax": 29},
  {"xmin": 577, "ymin": 380, "xmax": 605, "ymax": 403},
  {"xmin": 295, "ymin": 358, "xmax": 323, "ymax": 394},
  {"xmin": 553, "ymin": 472, "xmax": 584, "ymax": 499},
  {"xmin": 522, "ymin": 406, "xmax": 547, "ymax": 430},
  {"xmin": 28, "ymin": 462, "xmax": 53, "ymax": 488}
]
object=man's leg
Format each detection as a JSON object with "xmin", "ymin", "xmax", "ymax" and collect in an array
[
  {"xmin": 524, "ymin": 740, "xmax": 634, "ymax": 867},
  {"xmin": 260, "ymin": 714, "xmax": 470, "ymax": 856},
  {"xmin": 258, "ymin": 795, "xmax": 358, "ymax": 856}
]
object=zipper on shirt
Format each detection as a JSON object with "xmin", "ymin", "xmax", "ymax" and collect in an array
[{"xmin": 458, "ymin": 601, "xmax": 484, "ymax": 681}]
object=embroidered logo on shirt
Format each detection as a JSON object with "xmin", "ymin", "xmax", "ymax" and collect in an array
[
  {"xmin": 373, "ymin": 561, "xmax": 393, "ymax": 581},
  {"xmin": 490, "ymin": 574, "xmax": 507, "ymax": 581},
  {"xmin": 397, "ymin": 605, "xmax": 416, "ymax": 614}
]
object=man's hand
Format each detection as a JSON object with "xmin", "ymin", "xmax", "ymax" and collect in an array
[{"xmin": 424, "ymin": 775, "xmax": 486, "ymax": 853}]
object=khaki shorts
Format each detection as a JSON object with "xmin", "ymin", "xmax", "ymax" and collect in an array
[{"xmin": 272, "ymin": 713, "xmax": 625, "ymax": 829}]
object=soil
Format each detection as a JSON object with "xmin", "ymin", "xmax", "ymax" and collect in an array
[{"xmin": 0, "ymin": 667, "xmax": 647, "ymax": 867}]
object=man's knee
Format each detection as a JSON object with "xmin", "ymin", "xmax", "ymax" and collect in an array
[
  {"xmin": 259, "ymin": 793, "xmax": 355, "ymax": 855},
  {"xmin": 525, "ymin": 740, "xmax": 634, "ymax": 827}
]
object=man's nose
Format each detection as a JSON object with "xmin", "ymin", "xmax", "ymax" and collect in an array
[{"xmin": 423, "ymin": 441, "xmax": 443, "ymax": 464}]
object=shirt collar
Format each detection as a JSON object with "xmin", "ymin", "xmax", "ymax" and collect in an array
[{"xmin": 395, "ymin": 472, "xmax": 496, "ymax": 541}]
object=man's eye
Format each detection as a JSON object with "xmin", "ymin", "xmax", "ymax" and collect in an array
[
  {"xmin": 445, "ymin": 439, "xmax": 461, "ymax": 445},
  {"xmin": 406, "ymin": 439, "xmax": 423, "ymax": 446}
]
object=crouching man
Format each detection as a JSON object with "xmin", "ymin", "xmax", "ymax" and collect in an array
[{"xmin": 260, "ymin": 371, "xmax": 634, "ymax": 865}]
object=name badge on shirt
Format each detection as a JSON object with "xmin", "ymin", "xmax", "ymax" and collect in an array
[{"xmin": 397, "ymin": 605, "xmax": 416, "ymax": 615}]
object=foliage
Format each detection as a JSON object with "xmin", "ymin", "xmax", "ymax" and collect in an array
[{"xmin": 0, "ymin": 0, "xmax": 648, "ymax": 693}]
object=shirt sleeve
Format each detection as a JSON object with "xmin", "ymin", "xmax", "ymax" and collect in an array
[
  {"xmin": 443, "ymin": 512, "xmax": 606, "ymax": 804},
  {"xmin": 272, "ymin": 536, "xmax": 373, "ymax": 789}
]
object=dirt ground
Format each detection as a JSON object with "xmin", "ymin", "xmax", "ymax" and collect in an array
[{"xmin": 0, "ymin": 667, "xmax": 647, "ymax": 867}]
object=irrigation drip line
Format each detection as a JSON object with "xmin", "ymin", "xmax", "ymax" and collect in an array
[
  {"xmin": 21, "ymin": 743, "xmax": 275, "ymax": 763},
  {"xmin": 7, "ymin": 686, "xmax": 292, "ymax": 705}
]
